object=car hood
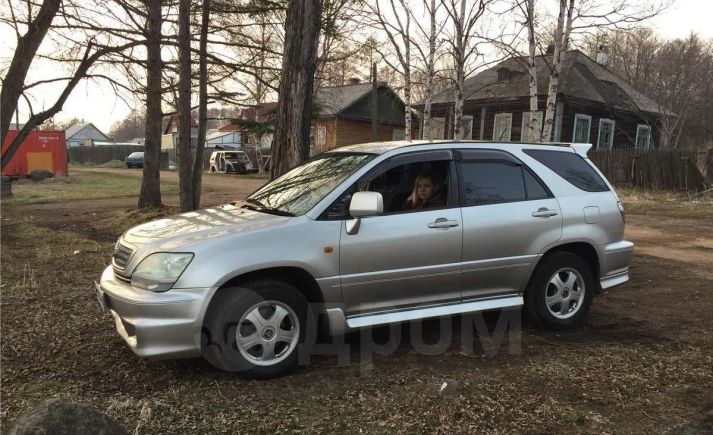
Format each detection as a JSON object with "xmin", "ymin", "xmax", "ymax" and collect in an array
[{"xmin": 122, "ymin": 203, "xmax": 291, "ymax": 249}]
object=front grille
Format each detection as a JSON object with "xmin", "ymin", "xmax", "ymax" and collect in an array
[{"xmin": 112, "ymin": 244, "xmax": 133, "ymax": 269}]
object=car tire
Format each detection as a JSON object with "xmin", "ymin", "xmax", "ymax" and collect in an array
[
  {"xmin": 210, "ymin": 166, "xmax": 216, "ymax": 173},
  {"xmin": 202, "ymin": 279, "xmax": 312, "ymax": 379},
  {"xmin": 525, "ymin": 251, "xmax": 594, "ymax": 330}
]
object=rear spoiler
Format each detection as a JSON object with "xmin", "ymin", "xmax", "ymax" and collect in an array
[
  {"xmin": 538, "ymin": 142, "xmax": 593, "ymax": 157},
  {"xmin": 570, "ymin": 143, "xmax": 593, "ymax": 157}
]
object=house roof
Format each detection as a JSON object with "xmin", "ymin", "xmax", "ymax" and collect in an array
[
  {"xmin": 162, "ymin": 115, "xmax": 198, "ymax": 134},
  {"xmin": 429, "ymin": 50, "xmax": 669, "ymax": 116},
  {"xmin": 65, "ymin": 122, "xmax": 108, "ymax": 140},
  {"xmin": 316, "ymin": 82, "xmax": 378, "ymax": 117}
]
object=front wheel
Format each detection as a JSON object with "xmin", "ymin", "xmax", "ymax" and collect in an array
[
  {"xmin": 525, "ymin": 251, "xmax": 594, "ymax": 330},
  {"xmin": 202, "ymin": 279, "xmax": 311, "ymax": 379}
]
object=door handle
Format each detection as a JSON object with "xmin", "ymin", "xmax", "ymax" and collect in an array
[
  {"xmin": 532, "ymin": 208, "xmax": 558, "ymax": 218},
  {"xmin": 428, "ymin": 218, "xmax": 460, "ymax": 228}
]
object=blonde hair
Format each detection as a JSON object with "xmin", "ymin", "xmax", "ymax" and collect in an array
[{"xmin": 407, "ymin": 174, "xmax": 436, "ymax": 209}]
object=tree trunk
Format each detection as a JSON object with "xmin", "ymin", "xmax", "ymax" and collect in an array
[
  {"xmin": 0, "ymin": 0, "xmax": 61, "ymax": 147},
  {"xmin": 403, "ymin": 0, "xmax": 412, "ymax": 140},
  {"xmin": 138, "ymin": 0, "xmax": 163, "ymax": 208},
  {"xmin": 270, "ymin": 0, "xmax": 322, "ymax": 180},
  {"xmin": 453, "ymin": 0, "xmax": 466, "ymax": 141},
  {"xmin": 191, "ymin": 0, "xmax": 210, "ymax": 210},
  {"xmin": 371, "ymin": 62, "xmax": 378, "ymax": 140},
  {"xmin": 525, "ymin": 0, "xmax": 540, "ymax": 141},
  {"xmin": 422, "ymin": 0, "xmax": 436, "ymax": 139},
  {"xmin": 526, "ymin": 0, "xmax": 537, "ymax": 113},
  {"xmin": 176, "ymin": 0, "xmax": 193, "ymax": 211},
  {"xmin": 541, "ymin": 0, "xmax": 573, "ymax": 142}
]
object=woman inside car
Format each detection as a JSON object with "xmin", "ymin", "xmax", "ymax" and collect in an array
[{"xmin": 404, "ymin": 173, "xmax": 445, "ymax": 210}]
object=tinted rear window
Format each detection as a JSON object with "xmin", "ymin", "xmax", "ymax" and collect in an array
[
  {"xmin": 460, "ymin": 161, "xmax": 526, "ymax": 205},
  {"xmin": 524, "ymin": 149, "xmax": 609, "ymax": 192}
]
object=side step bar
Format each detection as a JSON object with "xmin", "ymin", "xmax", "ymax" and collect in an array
[{"xmin": 336, "ymin": 296, "xmax": 523, "ymax": 331}]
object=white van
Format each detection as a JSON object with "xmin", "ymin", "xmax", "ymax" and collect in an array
[{"xmin": 208, "ymin": 150, "xmax": 257, "ymax": 174}]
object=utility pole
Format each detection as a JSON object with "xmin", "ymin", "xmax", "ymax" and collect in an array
[{"xmin": 371, "ymin": 62, "xmax": 378, "ymax": 141}]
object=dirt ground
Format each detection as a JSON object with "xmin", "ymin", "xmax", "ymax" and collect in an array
[{"xmin": 1, "ymin": 168, "xmax": 712, "ymax": 434}]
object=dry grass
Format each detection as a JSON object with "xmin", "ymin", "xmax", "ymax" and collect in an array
[
  {"xmin": 618, "ymin": 187, "xmax": 713, "ymax": 219},
  {"xmin": 3, "ymin": 172, "xmax": 178, "ymax": 205}
]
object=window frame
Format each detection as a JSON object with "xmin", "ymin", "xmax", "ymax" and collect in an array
[
  {"xmin": 597, "ymin": 118, "xmax": 615, "ymax": 150},
  {"xmin": 572, "ymin": 114, "xmax": 592, "ymax": 143},
  {"xmin": 318, "ymin": 150, "xmax": 458, "ymax": 220},
  {"xmin": 493, "ymin": 113, "xmax": 513, "ymax": 142},
  {"xmin": 455, "ymin": 149, "xmax": 553, "ymax": 208},
  {"xmin": 520, "ymin": 111, "xmax": 544, "ymax": 142},
  {"xmin": 635, "ymin": 124, "xmax": 652, "ymax": 149}
]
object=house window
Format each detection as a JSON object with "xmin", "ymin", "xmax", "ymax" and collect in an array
[
  {"xmin": 493, "ymin": 113, "xmax": 512, "ymax": 141},
  {"xmin": 458, "ymin": 115, "xmax": 473, "ymax": 139},
  {"xmin": 635, "ymin": 124, "xmax": 652, "ymax": 149},
  {"xmin": 521, "ymin": 111, "xmax": 543, "ymax": 142},
  {"xmin": 425, "ymin": 117, "xmax": 446, "ymax": 140},
  {"xmin": 597, "ymin": 119, "xmax": 615, "ymax": 150},
  {"xmin": 572, "ymin": 114, "xmax": 592, "ymax": 143}
]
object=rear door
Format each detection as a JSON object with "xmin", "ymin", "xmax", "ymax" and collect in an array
[{"xmin": 457, "ymin": 149, "xmax": 562, "ymax": 300}]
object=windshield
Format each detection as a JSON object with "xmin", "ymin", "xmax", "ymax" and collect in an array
[
  {"xmin": 246, "ymin": 152, "xmax": 376, "ymax": 216},
  {"xmin": 128, "ymin": 152, "xmax": 143, "ymax": 158}
]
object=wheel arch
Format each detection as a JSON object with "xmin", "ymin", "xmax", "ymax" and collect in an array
[
  {"xmin": 201, "ymin": 266, "xmax": 326, "ymax": 329},
  {"xmin": 531, "ymin": 241, "xmax": 602, "ymax": 292}
]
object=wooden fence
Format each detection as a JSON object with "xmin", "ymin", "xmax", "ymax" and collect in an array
[
  {"xmin": 69, "ymin": 145, "xmax": 144, "ymax": 164},
  {"xmin": 589, "ymin": 149, "xmax": 708, "ymax": 192}
]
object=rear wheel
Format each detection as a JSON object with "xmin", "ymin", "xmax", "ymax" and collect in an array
[
  {"xmin": 202, "ymin": 279, "xmax": 311, "ymax": 378},
  {"xmin": 525, "ymin": 251, "xmax": 594, "ymax": 329}
]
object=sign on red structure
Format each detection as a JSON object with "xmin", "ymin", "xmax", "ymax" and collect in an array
[{"xmin": 2, "ymin": 130, "xmax": 67, "ymax": 177}]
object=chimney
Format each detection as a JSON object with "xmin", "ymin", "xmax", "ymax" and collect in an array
[
  {"xmin": 596, "ymin": 44, "xmax": 609, "ymax": 67},
  {"xmin": 348, "ymin": 77, "xmax": 361, "ymax": 85}
]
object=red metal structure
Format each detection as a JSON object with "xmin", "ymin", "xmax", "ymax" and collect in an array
[{"xmin": 1, "ymin": 130, "xmax": 67, "ymax": 176}]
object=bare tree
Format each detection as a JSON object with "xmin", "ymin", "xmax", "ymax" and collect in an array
[
  {"xmin": 270, "ymin": 0, "xmax": 322, "ymax": 179},
  {"xmin": 411, "ymin": 0, "xmax": 443, "ymax": 139},
  {"xmin": 441, "ymin": 0, "xmax": 489, "ymax": 140},
  {"xmin": 138, "ymin": 0, "xmax": 163, "ymax": 208},
  {"xmin": 540, "ymin": 0, "xmax": 574, "ymax": 142},
  {"xmin": 192, "ymin": 0, "xmax": 210, "ymax": 210},
  {"xmin": 1, "ymin": 0, "xmax": 61, "ymax": 147},
  {"xmin": 368, "ymin": 0, "xmax": 413, "ymax": 139},
  {"xmin": 176, "ymin": 0, "xmax": 193, "ymax": 211}
]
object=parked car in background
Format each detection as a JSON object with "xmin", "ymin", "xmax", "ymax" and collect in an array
[
  {"xmin": 96, "ymin": 140, "xmax": 633, "ymax": 379},
  {"xmin": 125, "ymin": 152, "xmax": 144, "ymax": 168},
  {"xmin": 209, "ymin": 150, "xmax": 256, "ymax": 174}
]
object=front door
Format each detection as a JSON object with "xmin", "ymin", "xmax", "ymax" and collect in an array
[
  {"xmin": 457, "ymin": 150, "xmax": 563, "ymax": 300},
  {"xmin": 339, "ymin": 151, "xmax": 463, "ymax": 315}
]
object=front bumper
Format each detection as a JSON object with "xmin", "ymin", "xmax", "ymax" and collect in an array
[
  {"xmin": 598, "ymin": 240, "xmax": 634, "ymax": 290},
  {"xmin": 95, "ymin": 266, "xmax": 212, "ymax": 359}
]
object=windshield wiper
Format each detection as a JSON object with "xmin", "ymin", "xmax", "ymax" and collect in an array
[{"xmin": 240, "ymin": 198, "xmax": 294, "ymax": 216}]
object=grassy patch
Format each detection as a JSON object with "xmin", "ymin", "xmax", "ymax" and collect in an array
[
  {"xmin": 98, "ymin": 207, "xmax": 179, "ymax": 237},
  {"xmin": 0, "ymin": 221, "xmax": 108, "ymax": 297},
  {"xmin": 3, "ymin": 172, "xmax": 177, "ymax": 205},
  {"xmin": 618, "ymin": 188, "xmax": 713, "ymax": 219}
]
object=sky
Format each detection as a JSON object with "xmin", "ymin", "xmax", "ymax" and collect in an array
[{"xmin": 1, "ymin": 0, "xmax": 712, "ymax": 135}]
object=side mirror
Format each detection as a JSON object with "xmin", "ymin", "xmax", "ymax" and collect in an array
[
  {"xmin": 349, "ymin": 191, "xmax": 383, "ymax": 217},
  {"xmin": 346, "ymin": 191, "xmax": 383, "ymax": 235}
]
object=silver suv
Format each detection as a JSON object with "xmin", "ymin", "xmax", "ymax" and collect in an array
[{"xmin": 96, "ymin": 141, "xmax": 633, "ymax": 378}]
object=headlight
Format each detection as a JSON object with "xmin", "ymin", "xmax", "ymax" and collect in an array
[{"xmin": 131, "ymin": 253, "xmax": 194, "ymax": 292}]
